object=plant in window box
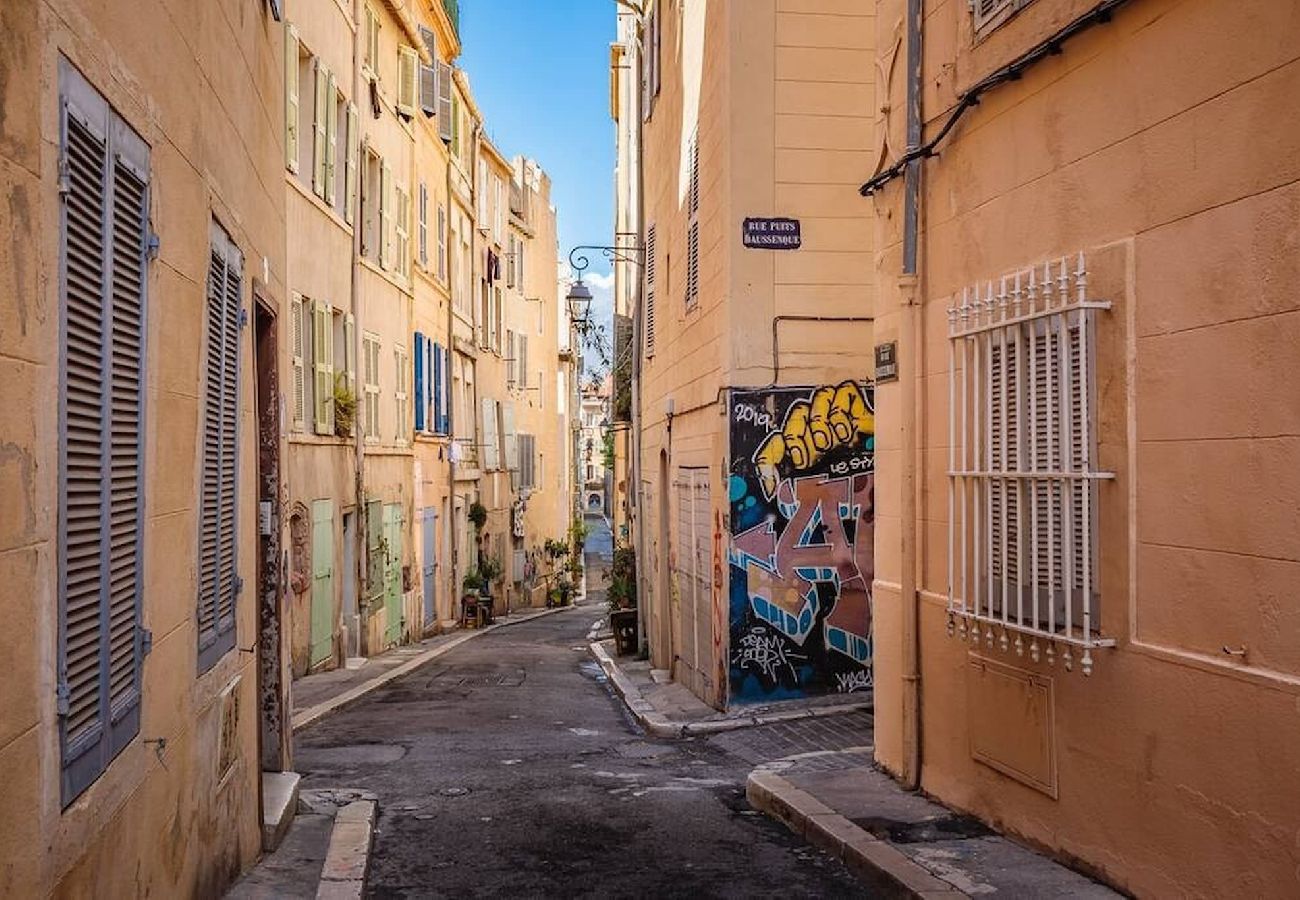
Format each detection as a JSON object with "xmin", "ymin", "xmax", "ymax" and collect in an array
[
  {"xmin": 333, "ymin": 375, "xmax": 358, "ymax": 438},
  {"xmin": 468, "ymin": 501, "xmax": 488, "ymax": 532}
]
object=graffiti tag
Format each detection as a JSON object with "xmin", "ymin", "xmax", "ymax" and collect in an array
[
  {"xmin": 835, "ymin": 670, "xmax": 873, "ymax": 694},
  {"xmin": 732, "ymin": 401, "xmax": 775, "ymax": 431},
  {"xmin": 733, "ymin": 627, "xmax": 807, "ymax": 685}
]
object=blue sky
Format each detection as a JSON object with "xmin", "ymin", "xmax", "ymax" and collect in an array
[{"xmin": 460, "ymin": 0, "xmax": 616, "ymax": 279}]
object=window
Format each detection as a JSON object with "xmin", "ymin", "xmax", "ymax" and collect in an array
[
  {"xmin": 506, "ymin": 329, "xmax": 516, "ymax": 386},
  {"xmin": 493, "ymin": 176, "xmax": 504, "ymax": 244},
  {"xmin": 973, "ymin": 0, "xmax": 1035, "ymax": 38},
  {"xmin": 363, "ymin": 332, "xmax": 381, "ymax": 441},
  {"xmin": 362, "ymin": 149, "xmax": 381, "ymax": 261},
  {"xmin": 284, "ymin": 24, "xmax": 300, "ymax": 172},
  {"xmin": 311, "ymin": 60, "xmax": 335, "ymax": 201},
  {"xmin": 506, "ymin": 233, "xmax": 516, "ymax": 288},
  {"xmin": 380, "ymin": 161, "xmax": 393, "ymax": 269},
  {"xmin": 432, "ymin": 342, "xmax": 450, "ymax": 434},
  {"xmin": 418, "ymin": 26, "xmax": 438, "ymax": 118},
  {"xmin": 364, "ymin": 5, "xmax": 380, "ymax": 75},
  {"xmin": 394, "ymin": 346, "xmax": 409, "ymax": 444},
  {"xmin": 517, "ymin": 334, "xmax": 528, "ymax": 390},
  {"xmin": 685, "ymin": 132, "xmax": 699, "ymax": 309},
  {"xmin": 397, "ymin": 44, "xmax": 418, "ymax": 118},
  {"xmin": 310, "ymin": 299, "xmax": 334, "ymax": 434},
  {"xmin": 290, "ymin": 294, "xmax": 309, "ymax": 431},
  {"xmin": 946, "ymin": 255, "xmax": 1111, "ymax": 674},
  {"xmin": 418, "ymin": 182, "xmax": 428, "ymax": 268},
  {"xmin": 57, "ymin": 60, "xmax": 149, "ymax": 803},
  {"xmin": 642, "ymin": 0, "xmax": 661, "ymax": 121},
  {"xmin": 437, "ymin": 203, "xmax": 448, "ymax": 281},
  {"xmin": 437, "ymin": 62, "xmax": 453, "ymax": 143},
  {"xmin": 645, "ymin": 224, "xmax": 656, "ymax": 356},
  {"xmin": 344, "ymin": 103, "xmax": 358, "ymax": 224},
  {"xmin": 198, "ymin": 222, "xmax": 243, "ymax": 674},
  {"xmin": 395, "ymin": 182, "xmax": 410, "ymax": 278},
  {"xmin": 518, "ymin": 434, "xmax": 536, "ymax": 491},
  {"xmin": 493, "ymin": 286, "xmax": 504, "ymax": 353}
]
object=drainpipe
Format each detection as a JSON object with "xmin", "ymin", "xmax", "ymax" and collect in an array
[
  {"xmin": 899, "ymin": 0, "xmax": 923, "ymax": 792},
  {"xmin": 445, "ymin": 83, "xmax": 457, "ymax": 628},
  {"xmin": 631, "ymin": 16, "xmax": 649, "ymax": 658},
  {"xmin": 352, "ymin": 0, "xmax": 367, "ymax": 657}
]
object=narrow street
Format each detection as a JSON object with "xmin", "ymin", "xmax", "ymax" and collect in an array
[{"xmin": 294, "ymin": 518, "xmax": 867, "ymax": 897}]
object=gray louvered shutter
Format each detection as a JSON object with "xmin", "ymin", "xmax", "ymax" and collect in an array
[
  {"xmin": 198, "ymin": 223, "xmax": 242, "ymax": 672},
  {"xmin": 419, "ymin": 26, "xmax": 438, "ymax": 117},
  {"xmin": 645, "ymin": 224, "xmax": 656, "ymax": 356},
  {"xmin": 437, "ymin": 62, "xmax": 453, "ymax": 142},
  {"xmin": 58, "ymin": 61, "xmax": 148, "ymax": 805}
]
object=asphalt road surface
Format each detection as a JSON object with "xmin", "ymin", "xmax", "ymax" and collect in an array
[{"xmin": 295, "ymin": 530, "xmax": 866, "ymax": 897}]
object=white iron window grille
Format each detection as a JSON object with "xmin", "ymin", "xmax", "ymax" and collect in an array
[{"xmin": 946, "ymin": 253, "xmax": 1114, "ymax": 675}]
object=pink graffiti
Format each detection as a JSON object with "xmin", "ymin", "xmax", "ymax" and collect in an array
[{"xmin": 734, "ymin": 473, "xmax": 874, "ymax": 663}]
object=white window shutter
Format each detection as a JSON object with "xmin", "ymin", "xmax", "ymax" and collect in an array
[
  {"xmin": 503, "ymin": 401, "xmax": 518, "ymax": 472},
  {"xmin": 313, "ymin": 61, "xmax": 329, "ymax": 198},
  {"xmin": 397, "ymin": 45, "xmax": 418, "ymax": 118},
  {"xmin": 380, "ymin": 161, "xmax": 392, "ymax": 269},
  {"xmin": 324, "ymin": 71, "xmax": 338, "ymax": 206},
  {"xmin": 519, "ymin": 335, "xmax": 528, "ymax": 388},
  {"xmin": 290, "ymin": 293, "xmax": 306, "ymax": 430},
  {"xmin": 344, "ymin": 103, "xmax": 358, "ymax": 225},
  {"xmin": 285, "ymin": 24, "xmax": 300, "ymax": 173},
  {"xmin": 343, "ymin": 311, "xmax": 356, "ymax": 392}
]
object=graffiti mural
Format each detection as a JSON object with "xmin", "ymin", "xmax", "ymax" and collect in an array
[{"xmin": 728, "ymin": 383, "xmax": 875, "ymax": 702}]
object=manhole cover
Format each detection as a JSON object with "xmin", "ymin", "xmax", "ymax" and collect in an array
[{"xmin": 440, "ymin": 786, "xmax": 471, "ymax": 797}]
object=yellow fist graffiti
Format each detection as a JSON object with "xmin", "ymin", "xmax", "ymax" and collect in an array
[{"xmin": 753, "ymin": 381, "xmax": 874, "ymax": 498}]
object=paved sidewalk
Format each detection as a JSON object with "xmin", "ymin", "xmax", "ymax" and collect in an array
[
  {"xmin": 292, "ymin": 605, "xmax": 576, "ymax": 731},
  {"xmin": 589, "ymin": 639, "xmax": 872, "ymax": 738},
  {"xmin": 748, "ymin": 753, "xmax": 1120, "ymax": 898}
]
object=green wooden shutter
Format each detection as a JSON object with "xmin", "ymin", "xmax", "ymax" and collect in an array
[
  {"xmin": 344, "ymin": 102, "xmax": 358, "ymax": 225},
  {"xmin": 198, "ymin": 222, "xmax": 242, "ymax": 673},
  {"xmin": 324, "ymin": 71, "xmax": 338, "ymax": 207},
  {"xmin": 310, "ymin": 499, "xmax": 335, "ymax": 667},
  {"xmin": 312, "ymin": 61, "xmax": 328, "ymax": 197},
  {"xmin": 366, "ymin": 499, "xmax": 384, "ymax": 601},
  {"xmin": 313, "ymin": 300, "xmax": 333, "ymax": 434},
  {"xmin": 58, "ymin": 60, "xmax": 150, "ymax": 804}
]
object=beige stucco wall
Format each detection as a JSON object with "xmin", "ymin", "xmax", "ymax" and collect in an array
[
  {"xmin": 637, "ymin": 0, "xmax": 878, "ymax": 707},
  {"xmin": 0, "ymin": 0, "xmax": 284, "ymax": 893},
  {"xmin": 283, "ymin": 0, "xmax": 361, "ymax": 675},
  {"xmin": 513, "ymin": 164, "xmax": 570, "ymax": 606},
  {"xmin": 869, "ymin": 0, "xmax": 1300, "ymax": 895}
]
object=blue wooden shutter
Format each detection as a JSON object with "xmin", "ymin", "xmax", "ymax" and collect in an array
[
  {"xmin": 432, "ymin": 341, "xmax": 443, "ymax": 434},
  {"xmin": 58, "ymin": 59, "xmax": 148, "ymax": 804},
  {"xmin": 413, "ymin": 332, "xmax": 426, "ymax": 432},
  {"xmin": 198, "ymin": 222, "xmax": 242, "ymax": 672}
]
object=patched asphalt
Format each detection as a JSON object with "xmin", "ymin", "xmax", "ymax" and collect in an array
[{"xmin": 295, "ymin": 567, "xmax": 868, "ymax": 897}]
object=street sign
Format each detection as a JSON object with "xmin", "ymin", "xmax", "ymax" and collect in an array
[
  {"xmin": 875, "ymin": 342, "xmax": 898, "ymax": 383},
  {"xmin": 742, "ymin": 217, "xmax": 801, "ymax": 250}
]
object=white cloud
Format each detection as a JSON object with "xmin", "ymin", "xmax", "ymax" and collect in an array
[{"xmin": 582, "ymin": 272, "xmax": 615, "ymax": 376}]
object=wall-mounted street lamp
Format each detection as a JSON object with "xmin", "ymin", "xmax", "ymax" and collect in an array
[{"xmin": 565, "ymin": 243, "xmax": 645, "ymax": 331}]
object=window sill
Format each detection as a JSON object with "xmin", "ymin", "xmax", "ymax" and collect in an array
[
  {"xmin": 289, "ymin": 431, "xmax": 353, "ymax": 446},
  {"xmin": 287, "ymin": 176, "xmax": 354, "ymax": 237},
  {"xmin": 359, "ymin": 256, "xmax": 414, "ymax": 296}
]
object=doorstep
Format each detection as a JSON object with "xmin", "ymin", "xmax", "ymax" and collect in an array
[
  {"xmin": 589, "ymin": 639, "xmax": 872, "ymax": 738},
  {"xmin": 746, "ymin": 756, "xmax": 1120, "ymax": 898}
]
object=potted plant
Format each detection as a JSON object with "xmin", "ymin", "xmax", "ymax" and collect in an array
[
  {"xmin": 333, "ymin": 375, "xmax": 357, "ymax": 438},
  {"xmin": 606, "ymin": 545, "xmax": 638, "ymax": 655},
  {"xmin": 468, "ymin": 501, "xmax": 488, "ymax": 532},
  {"xmin": 478, "ymin": 555, "xmax": 503, "ymax": 624}
]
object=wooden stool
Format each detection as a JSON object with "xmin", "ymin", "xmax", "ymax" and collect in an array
[{"xmin": 460, "ymin": 595, "xmax": 479, "ymax": 628}]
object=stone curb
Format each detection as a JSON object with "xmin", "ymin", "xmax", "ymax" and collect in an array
[
  {"xmin": 293, "ymin": 605, "xmax": 577, "ymax": 732},
  {"xmin": 315, "ymin": 799, "xmax": 376, "ymax": 900},
  {"xmin": 588, "ymin": 640, "xmax": 873, "ymax": 738},
  {"xmin": 745, "ymin": 771, "xmax": 966, "ymax": 899}
]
